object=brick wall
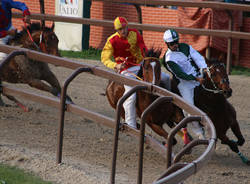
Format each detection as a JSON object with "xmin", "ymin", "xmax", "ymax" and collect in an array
[
  {"xmin": 12, "ymin": 1, "xmax": 250, "ymax": 68},
  {"xmin": 12, "ymin": 0, "xmax": 55, "ymax": 29},
  {"xmin": 89, "ymin": 2, "xmax": 178, "ymax": 57}
]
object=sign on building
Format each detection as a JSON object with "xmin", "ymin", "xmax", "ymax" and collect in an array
[
  {"xmin": 59, "ymin": 0, "xmax": 79, "ymax": 17},
  {"xmin": 55, "ymin": 0, "xmax": 83, "ymax": 51}
]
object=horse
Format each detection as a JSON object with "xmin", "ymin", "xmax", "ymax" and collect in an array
[
  {"xmin": 106, "ymin": 48, "xmax": 190, "ymax": 146},
  {"xmin": 0, "ymin": 22, "xmax": 73, "ymax": 110},
  {"xmin": 171, "ymin": 58, "xmax": 249, "ymax": 165}
]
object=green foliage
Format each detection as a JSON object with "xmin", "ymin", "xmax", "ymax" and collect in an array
[
  {"xmin": 60, "ymin": 47, "xmax": 101, "ymax": 60},
  {"xmin": 60, "ymin": 48, "xmax": 250, "ymax": 76},
  {"xmin": 231, "ymin": 66, "xmax": 250, "ymax": 76},
  {"xmin": 0, "ymin": 164, "xmax": 52, "ymax": 184}
]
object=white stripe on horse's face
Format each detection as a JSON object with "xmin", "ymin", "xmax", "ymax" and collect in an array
[{"xmin": 150, "ymin": 62, "xmax": 156, "ymax": 84}]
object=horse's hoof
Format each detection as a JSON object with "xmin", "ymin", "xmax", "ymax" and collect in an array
[
  {"xmin": 173, "ymin": 138, "xmax": 177, "ymax": 145},
  {"xmin": 247, "ymin": 161, "xmax": 250, "ymax": 166},
  {"xmin": 162, "ymin": 139, "xmax": 177, "ymax": 147},
  {"xmin": 66, "ymin": 96, "xmax": 74, "ymax": 104},
  {"xmin": 162, "ymin": 141, "xmax": 167, "ymax": 148},
  {"xmin": 237, "ymin": 138, "xmax": 245, "ymax": 146},
  {"xmin": 136, "ymin": 123, "xmax": 140, "ymax": 129},
  {"xmin": 0, "ymin": 103, "xmax": 10, "ymax": 107}
]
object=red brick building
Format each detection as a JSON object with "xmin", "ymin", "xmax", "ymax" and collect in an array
[{"xmin": 13, "ymin": 1, "xmax": 250, "ymax": 68}]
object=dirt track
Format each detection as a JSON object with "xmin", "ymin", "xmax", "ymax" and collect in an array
[{"xmin": 0, "ymin": 59, "xmax": 249, "ymax": 184}]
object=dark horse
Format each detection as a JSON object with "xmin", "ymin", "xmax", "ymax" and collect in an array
[
  {"xmin": 0, "ymin": 22, "xmax": 72, "ymax": 110},
  {"xmin": 106, "ymin": 48, "xmax": 190, "ymax": 146},
  {"xmin": 171, "ymin": 58, "xmax": 249, "ymax": 165}
]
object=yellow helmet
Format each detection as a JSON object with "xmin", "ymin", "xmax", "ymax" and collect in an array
[{"xmin": 114, "ymin": 17, "xmax": 128, "ymax": 30}]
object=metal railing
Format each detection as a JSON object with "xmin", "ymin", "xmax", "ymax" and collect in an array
[{"xmin": 0, "ymin": 44, "xmax": 216, "ymax": 183}]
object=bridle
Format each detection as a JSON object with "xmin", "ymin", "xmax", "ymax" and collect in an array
[
  {"xmin": 202, "ymin": 63, "xmax": 227, "ymax": 94},
  {"xmin": 23, "ymin": 22, "xmax": 42, "ymax": 51},
  {"xmin": 141, "ymin": 57, "xmax": 161, "ymax": 84}
]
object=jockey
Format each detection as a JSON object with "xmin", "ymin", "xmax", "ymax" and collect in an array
[
  {"xmin": 0, "ymin": 0, "xmax": 31, "ymax": 60},
  {"xmin": 101, "ymin": 17, "xmax": 170, "ymax": 129},
  {"xmin": 162, "ymin": 29, "xmax": 207, "ymax": 139}
]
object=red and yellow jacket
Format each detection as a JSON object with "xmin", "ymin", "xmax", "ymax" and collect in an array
[{"xmin": 101, "ymin": 28, "xmax": 148, "ymax": 70}]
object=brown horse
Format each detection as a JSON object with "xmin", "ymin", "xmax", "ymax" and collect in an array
[
  {"xmin": 171, "ymin": 58, "xmax": 249, "ymax": 165},
  {"xmin": 0, "ymin": 22, "xmax": 73, "ymax": 110},
  {"xmin": 106, "ymin": 48, "xmax": 189, "ymax": 146}
]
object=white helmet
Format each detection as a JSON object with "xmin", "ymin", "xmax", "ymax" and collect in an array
[{"xmin": 163, "ymin": 29, "xmax": 179, "ymax": 43}]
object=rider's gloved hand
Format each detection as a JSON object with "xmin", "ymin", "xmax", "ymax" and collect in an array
[
  {"xmin": 196, "ymin": 77, "xmax": 205, "ymax": 85},
  {"xmin": 115, "ymin": 57, "xmax": 126, "ymax": 62},
  {"xmin": 114, "ymin": 63, "xmax": 125, "ymax": 72}
]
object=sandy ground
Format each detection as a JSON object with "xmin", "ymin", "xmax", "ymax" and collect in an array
[{"xmin": 0, "ymin": 59, "xmax": 249, "ymax": 184}]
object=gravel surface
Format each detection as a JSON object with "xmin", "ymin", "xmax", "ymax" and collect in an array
[{"xmin": 0, "ymin": 59, "xmax": 249, "ymax": 184}]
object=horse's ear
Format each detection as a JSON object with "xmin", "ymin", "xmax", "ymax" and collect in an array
[
  {"xmin": 156, "ymin": 48, "xmax": 162, "ymax": 58},
  {"xmin": 51, "ymin": 22, "xmax": 55, "ymax": 31},
  {"xmin": 41, "ymin": 22, "xmax": 45, "ymax": 30},
  {"xmin": 218, "ymin": 53, "xmax": 226, "ymax": 63}
]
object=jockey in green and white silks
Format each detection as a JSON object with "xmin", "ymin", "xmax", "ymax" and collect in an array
[{"xmin": 163, "ymin": 29, "xmax": 207, "ymax": 139}]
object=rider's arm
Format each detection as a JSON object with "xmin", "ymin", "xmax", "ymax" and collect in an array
[
  {"xmin": 189, "ymin": 45, "xmax": 207, "ymax": 69},
  {"xmin": 8, "ymin": 0, "xmax": 31, "ymax": 15},
  {"xmin": 7, "ymin": 0, "xmax": 30, "ymax": 24},
  {"xmin": 167, "ymin": 61, "xmax": 197, "ymax": 80},
  {"xmin": 101, "ymin": 40, "xmax": 117, "ymax": 70}
]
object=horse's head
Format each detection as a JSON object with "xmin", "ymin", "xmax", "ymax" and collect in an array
[
  {"xmin": 11, "ymin": 22, "xmax": 60, "ymax": 56},
  {"xmin": 141, "ymin": 48, "xmax": 162, "ymax": 85},
  {"xmin": 203, "ymin": 58, "xmax": 232, "ymax": 98},
  {"xmin": 30, "ymin": 23, "xmax": 60, "ymax": 56}
]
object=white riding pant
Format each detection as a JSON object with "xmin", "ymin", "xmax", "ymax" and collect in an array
[
  {"xmin": 0, "ymin": 26, "xmax": 14, "ymax": 61},
  {"xmin": 121, "ymin": 66, "xmax": 171, "ymax": 128},
  {"xmin": 120, "ymin": 65, "xmax": 141, "ymax": 128},
  {"xmin": 161, "ymin": 72, "xmax": 171, "ymax": 90},
  {"xmin": 178, "ymin": 81, "xmax": 204, "ymax": 137}
]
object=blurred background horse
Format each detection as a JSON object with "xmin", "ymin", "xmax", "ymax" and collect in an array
[{"xmin": 0, "ymin": 22, "xmax": 73, "ymax": 111}]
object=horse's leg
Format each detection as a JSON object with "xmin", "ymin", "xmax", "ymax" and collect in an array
[
  {"xmin": 220, "ymin": 134, "xmax": 250, "ymax": 165},
  {"xmin": 42, "ymin": 70, "xmax": 73, "ymax": 104},
  {"xmin": 230, "ymin": 121, "xmax": 245, "ymax": 146},
  {"xmin": 171, "ymin": 106, "xmax": 192, "ymax": 145},
  {"xmin": 27, "ymin": 79, "xmax": 57, "ymax": 95},
  {"xmin": 147, "ymin": 123, "xmax": 177, "ymax": 146},
  {"xmin": 4, "ymin": 94, "xmax": 29, "ymax": 112},
  {"xmin": 226, "ymin": 101, "xmax": 245, "ymax": 146}
]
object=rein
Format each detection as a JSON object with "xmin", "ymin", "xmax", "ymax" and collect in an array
[
  {"xmin": 120, "ymin": 57, "xmax": 160, "ymax": 81},
  {"xmin": 202, "ymin": 64, "xmax": 224, "ymax": 94},
  {"xmin": 23, "ymin": 22, "xmax": 42, "ymax": 51}
]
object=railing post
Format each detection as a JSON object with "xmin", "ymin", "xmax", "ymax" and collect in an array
[{"xmin": 226, "ymin": 10, "xmax": 233, "ymax": 75}]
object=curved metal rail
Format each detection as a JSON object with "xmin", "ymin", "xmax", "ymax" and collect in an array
[{"xmin": 0, "ymin": 45, "xmax": 216, "ymax": 184}]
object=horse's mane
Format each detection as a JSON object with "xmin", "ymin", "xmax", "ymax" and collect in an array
[
  {"xmin": 206, "ymin": 57, "xmax": 224, "ymax": 67},
  {"xmin": 146, "ymin": 48, "xmax": 162, "ymax": 58}
]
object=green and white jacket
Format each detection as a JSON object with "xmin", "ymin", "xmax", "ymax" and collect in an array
[{"xmin": 164, "ymin": 43, "xmax": 207, "ymax": 85}]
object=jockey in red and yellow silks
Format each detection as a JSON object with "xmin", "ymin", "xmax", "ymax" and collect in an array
[
  {"xmin": 101, "ymin": 17, "xmax": 149, "ymax": 129},
  {"xmin": 101, "ymin": 17, "xmax": 170, "ymax": 130},
  {"xmin": 101, "ymin": 28, "xmax": 147, "ymax": 71}
]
